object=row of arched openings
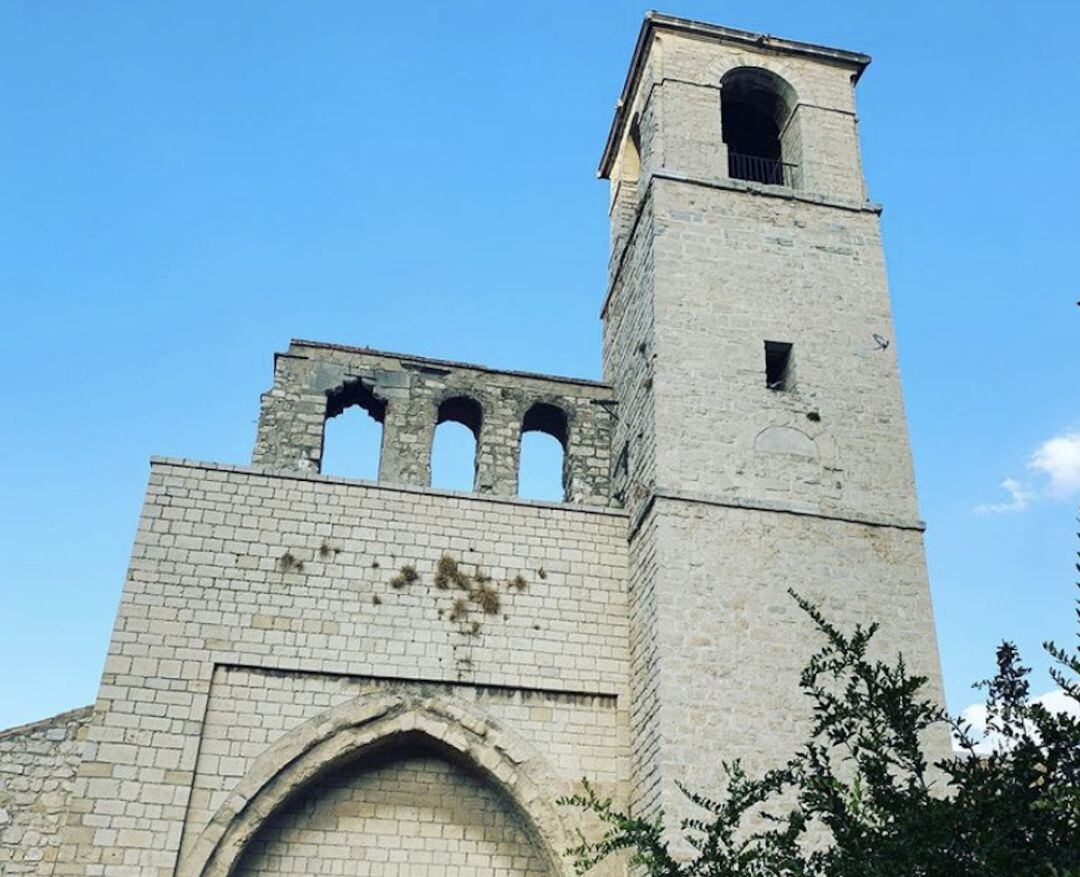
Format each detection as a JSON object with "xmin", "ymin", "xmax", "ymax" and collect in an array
[{"xmin": 320, "ymin": 391, "xmax": 568, "ymax": 501}]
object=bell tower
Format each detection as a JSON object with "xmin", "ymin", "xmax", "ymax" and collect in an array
[{"xmin": 600, "ymin": 14, "xmax": 950, "ymax": 816}]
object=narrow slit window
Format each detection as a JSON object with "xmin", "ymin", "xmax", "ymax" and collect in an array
[{"xmin": 764, "ymin": 341, "xmax": 793, "ymax": 391}]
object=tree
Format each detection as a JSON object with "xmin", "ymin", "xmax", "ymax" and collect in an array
[{"xmin": 561, "ymin": 565, "xmax": 1080, "ymax": 876}]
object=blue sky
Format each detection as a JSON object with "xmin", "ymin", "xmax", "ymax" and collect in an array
[{"xmin": 1, "ymin": 1, "xmax": 1077, "ymax": 731}]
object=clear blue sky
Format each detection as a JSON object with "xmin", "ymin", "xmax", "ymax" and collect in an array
[{"xmin": 1, "ymin": 1, "xmax": 1077, "ymax": 731}]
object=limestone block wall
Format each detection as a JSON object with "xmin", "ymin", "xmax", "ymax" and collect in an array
[
  {"xmin": 0, "ymin": 706, "xmax": 91, "ymax": 875},
  {"xmin": 180, "ymin": 668, "xmax": 625, "ymax": 866},
  {"xmin": 53, "ymin": 458, "xmax": 630, "ymax": 876},
  {"xmin": 638, "ymin": 499, "xmax": 951, "ymax": 820},
  {"xmin": 602, "ymin": 200, "xmax": 658, "ymax": 516},
  {"xmin": 648, "ymin": 181, "xmax": 918, "ymax": 526},
  {"xmin": 253, "ymin": 340, "xmax": 616, "ymax": 506},
  {"xmin": 598, "ymin": 16, "xmax": 944, "ymax": 826},
  {"xmin": 622, "ymin": 509, "xmax": 662, "ymax": 812},
  {"xmin": 233, "ymin": 745, "xmax": 554, "ymax": 877}
]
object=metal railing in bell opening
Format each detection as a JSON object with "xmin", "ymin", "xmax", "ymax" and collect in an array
[{"xmin": 727, "ymin": 151, "xmax": 798, "ymax": 187}]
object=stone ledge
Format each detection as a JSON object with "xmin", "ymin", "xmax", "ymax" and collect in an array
[
  {"xmin": 148, "ymin": 457, "xmax": 631, "ymax": 518},
  {"xmin": 629, "ymin": 486, "xmax": 926, "ymax": 540},
  {"xmin": 212, "ymin": 661, "xmax": 622, "ymax": 706},
  {"xmin": 652, "ymin": 168, "xmax": 883, "ymax": 214}
]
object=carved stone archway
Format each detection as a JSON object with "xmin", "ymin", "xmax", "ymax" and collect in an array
[{"xmin": 176, "ymin": 691, "xmax": 575, "ymax": 877}]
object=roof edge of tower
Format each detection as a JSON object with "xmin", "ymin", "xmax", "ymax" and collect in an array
[{"xmin": 598, "ymin": 11, "xmax": 872, "ymax": 179}]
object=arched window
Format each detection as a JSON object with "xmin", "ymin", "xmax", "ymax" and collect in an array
[
  {"xmin": 431, "ymin": 396, "xmax": 482, "ymax": 492},
  {"xmin": 720, "ymin": 68, "xmax": 798, "ymax": 187},
  {"xmin": 321, "ymin": 381, "xmax": 386, "ymax": 480},
  {"xmin": 518, "ymin": 402, "xmax": 568, "ymax": 502}
]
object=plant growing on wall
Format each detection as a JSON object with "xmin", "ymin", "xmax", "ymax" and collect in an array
[
  {"xmin": 470, "ymin": 582, "xmax": 500, "ymax": 615},
  {"xmin": 435, "ymin": 553, "xmax": 471, "ymax": 590},
  {"xmin": 371, "ymin": 551, "xmax": 532, "ymax": 645},
  {"xmin": 276, "ymin": 550, "xmax": 304, "ymax": 573},
  {"xmin": 389, "ymin": 564, "xmax": 419, "ymax": 589},
  {"xmin": 562, "ymin": 553, "xmax": 1080, "ymax": 877}
]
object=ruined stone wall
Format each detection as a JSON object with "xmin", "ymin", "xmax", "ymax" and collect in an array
[
  {"xmin": 53, "ymin": 458, "xmax": 630, "ymax": 876},
  {"xmin": 0, "ymin": 706, "xmax": 90, "ymax": 875},
  {"xmin": 253, "ymin": 341, "xmax": 615, "ymax": 507}
]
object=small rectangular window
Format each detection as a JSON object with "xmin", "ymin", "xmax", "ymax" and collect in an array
[{"xmin": 764, "ymin": 341, "xmax": 793, "ymax": 391}]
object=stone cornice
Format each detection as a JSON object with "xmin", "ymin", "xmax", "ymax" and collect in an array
[
  {"xmin": 628, "ymin": 486, "xmax": 926, "ymax": 541},
  {"xmin": 148, "ymin": 457, "xmax": 631, "ymax": 519}
]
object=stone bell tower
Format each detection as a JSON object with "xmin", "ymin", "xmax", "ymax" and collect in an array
[{"xmin": 599, "ymin": 14, "xmax": 950, "ymax": 815}]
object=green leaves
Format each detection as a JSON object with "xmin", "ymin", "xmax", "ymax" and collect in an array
[
  {"xmin": 556, "ymin": 780, "xmax": 677, "ymax": 876},
  {"xmin": 562, "ymin": 557, "xmax": 1080, "ymax": 877}
]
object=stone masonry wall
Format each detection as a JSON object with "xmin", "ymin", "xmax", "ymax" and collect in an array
[
  {"xmin": 254, "ymin": 341, "xmax": 615, "ymax": 506},
  {"xmin": 53, "ymin": 458, "xmax": 630, "ymax": 876},
  {"xmin": 649, "ymin": 180, "xmax": 918, "ymax": 526},
  {"xmin": 643, "ymin": 499, "xmax": 951, "ymax": 823},
  {"xmin": 233, "ymin": 745, "xmax": 554, "ymax": 877},
  {"xmin": 601, "ymin": 195, "xmax": 664, "ymax": 813},
  {"xmin": 179, "ymin": 666, "xmax": 626, "ymax": 865},
  {"xmin": 599, "ymin": 20, "xmax": 947, "ymax": 825},
  {"xmin": 602, "ymin": 200, "xmax": 658, "ymax": 517},
  {"xmin": 0, "ymin": 706, "xmax": 91, "ymax": 875}
]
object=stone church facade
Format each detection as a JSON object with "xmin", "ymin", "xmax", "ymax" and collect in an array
[{"xmin": 1, "ymin": 13, "xmax": 950, "ymax": 876}]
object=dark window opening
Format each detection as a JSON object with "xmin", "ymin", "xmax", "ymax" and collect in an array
[
  {"xmin": 765, "ymin": 341, "xmax": 793, "ymax": 391},
  {"xmin": 436, "ymin": 396, "xmax": 483, "ymax": 438},
  {"xmin": 721, "ymin": 69, "xmax": 795, "ymax": 186},
  {"xmin": 522, "ymin": 402, "xmax": 568, "ymax": 447},
  {"xmin": 321, "ymin": 380, "xmax": 386, "ymax": 479},
  {"xmin": 431, "ymin": 396, "xmax": 483, "ymax": 491},
  {"xmin": 519, "ymin": 402, "xmax": 569, "ymax": 501}
]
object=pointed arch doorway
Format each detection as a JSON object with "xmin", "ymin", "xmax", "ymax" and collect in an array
[{"xmin": 177, "ymin": 692, "xmax": 573, "ymax": 877}]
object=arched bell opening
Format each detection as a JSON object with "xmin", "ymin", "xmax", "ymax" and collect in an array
[
  {"xmin": 518, "ymin": 402, "xmax": 570, "ymax": 502},
  {"xmin": 431, "ymin": 395, "xmax": 484, "ymax": 492},
  {"xmin": 721, "ymin": 67, "xmax": 799, "ymax": 187},
  {"xmin": 321, "ymin": 380, "xmax": 387, "ymax": 480}
]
